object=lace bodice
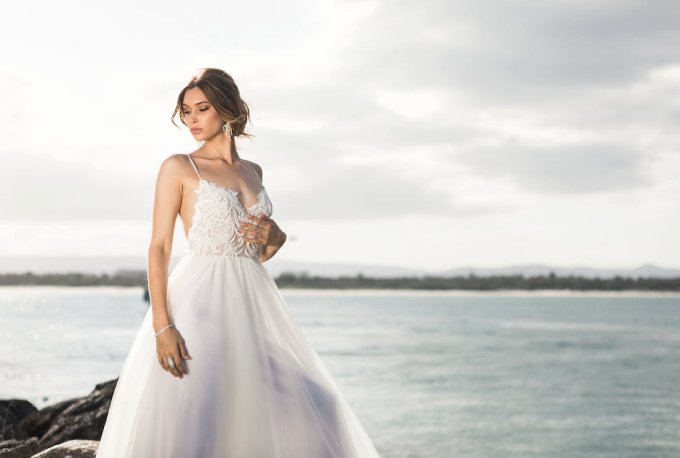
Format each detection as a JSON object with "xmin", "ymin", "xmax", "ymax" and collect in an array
[{"xmin": 184, "ymin": 155, "xmax": 273, "ymax": 260}]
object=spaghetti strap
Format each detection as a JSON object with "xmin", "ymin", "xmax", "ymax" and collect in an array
[
  {"xmin": 241, "ymin": 159, "xmax": 263, "ymax": 187},
  {"xmin": 186, "ymin": 154, "xmax": 202, "ymax": 179}
]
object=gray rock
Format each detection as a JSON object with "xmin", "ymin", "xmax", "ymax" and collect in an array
[
  {"xmin": 17, "ymin": 399, "xmax": 76, "ymax": 442},
  {"xmin": 30, "ymin": 439, "xmax": 99, "ymax": 457},
  {"xmin": 0, "ymin": 379, "xmax": 117, "ymax": 456},
  {"xmin": 0, "ymin": 437, "xmax": 40, "ymax": 457},
  {"xmin": 33, "ymin": 380, "xmax": 117, "ymax": 449},
  {"xmin": 0, "ymin": 400, "xmax": 38, "ymax": 441}
]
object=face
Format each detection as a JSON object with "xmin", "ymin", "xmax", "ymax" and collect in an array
[{"xmin": 181, "ymin": 87, "xmax": 223, "ymax": 140}]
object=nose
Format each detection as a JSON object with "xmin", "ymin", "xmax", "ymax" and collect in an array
[{"xmin": 185, "ymin": 112, "xmax": 198, "ymax": 124}]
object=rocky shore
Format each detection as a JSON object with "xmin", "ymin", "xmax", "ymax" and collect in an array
[{"xmin": 0, "ymin": 379, "xmax": 117, "ymax": 457}]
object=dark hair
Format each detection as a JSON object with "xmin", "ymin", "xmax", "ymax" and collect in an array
[{"xmin": 171, "ymin": 68, "xmax": 253, "ymax": 139}]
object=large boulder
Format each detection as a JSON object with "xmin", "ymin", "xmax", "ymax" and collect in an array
[
  {"xmin": 0, "ymin": 399, "xmax": 38, "ymax": 441},
  {"xmin": 16, "ymin": 399, "xmax": 77, "ymax": 442},
  {"xmin": 0, "ymin": 379, "xmax": 117, "ymax": 456},
  {"xmin": 30, "ymin": 439, "xmax": 100, "ymax": 457},
  {"xmin": 31, "ymin": 379, "xmax": 117, "ymax": 449},
  {"xmin": 0, "ymin": 438, "xmax": 40, "ymax": 457}
]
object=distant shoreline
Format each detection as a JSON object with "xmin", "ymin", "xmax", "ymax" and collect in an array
[
  {"xmin": 2, "ymin": 271, "xmax": 679, "ymax": 294},
  {"xmin": 277, "ymin": 288, "xmax": 680, "ymax": 297},
  {"xmin": 0, "ymin": 285, "xmax": 678, "ymax": 297}
]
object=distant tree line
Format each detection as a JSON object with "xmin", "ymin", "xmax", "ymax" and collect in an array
[
  {"xmin": 0, "ymin": 271, "xmax": 678, "ymax": 293},
  {"xmin": 0, "ymin": 271, "xmax": 146, "ymax": 287},
  {"xmin": 273, "ymin": 271, "xmax": 680, "ymax": 291}
]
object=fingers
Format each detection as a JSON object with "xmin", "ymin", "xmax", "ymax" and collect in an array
[
  {"xmin": 172, "ymin": 353, "xmax": 185, "ymax": 377},
  {"xmin": 164, "ymin": 352, "xmax": 185, "ymax": 378},
  {"xmin": 157, "ymin": 340, "xmax": 190, "ymax": 378},
  {"xmin": 246, "ymin": 213, "xmax": 270, "ymax": 229},
  {"xmin": 180, "ymin": 339, "xmax": 192, "ymax": 361},
  {"xmin": 246, "ymin": 232, "xmax": 267, "ymax": 245},
  {"xmin": 243, "ymin": 228, "xmax": 262, "ymax": 241},
  {"xmin": 240, "ymin": 216, "xmax": 270, "ymax": 244},
  {"xmin": 160, "ymin": 353, "xmax": 171, "ymax": 373}
]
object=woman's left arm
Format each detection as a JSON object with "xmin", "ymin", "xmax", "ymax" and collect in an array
[
  {"xmin": 259, "ymin": 219, "xmax": 287, "ymax": 262},
  {"xmin": 238, "ymin": 161, "xmax": 287, "ymax": 262},
  {"xmin": 240, "ymin": 212, "xmax": 287, "ymax": 262}
]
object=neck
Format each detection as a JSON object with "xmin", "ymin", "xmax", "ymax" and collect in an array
[{"xmin": 199, "ymin": 131, "xmax": 239, "ymax": 164}]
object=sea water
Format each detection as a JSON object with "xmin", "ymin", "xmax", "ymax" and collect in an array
[{"xmin": 1, "ymin": 286, "xmax": 679, "ymax": 457}]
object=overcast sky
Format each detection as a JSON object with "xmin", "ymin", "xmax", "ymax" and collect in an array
[{"xmin": 0, "ymin": 0, "xmax": 678, "ymax": 271}]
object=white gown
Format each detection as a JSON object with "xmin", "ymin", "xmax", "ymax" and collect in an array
[{"xmin": 96, "ymin": 154, "xmax": 380, "ymax": 457}]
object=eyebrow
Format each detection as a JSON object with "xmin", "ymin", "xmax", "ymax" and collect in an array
[{"xmin": 182, "ymin": 101, "xmax": 210, "ymax": 108}]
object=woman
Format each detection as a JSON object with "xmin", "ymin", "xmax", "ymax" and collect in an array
[{"xmin": 95, "ymin": 68, "xmax": 381, "ymax": 457}]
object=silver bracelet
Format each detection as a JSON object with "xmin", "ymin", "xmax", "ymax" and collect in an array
[{"xmin": 154, "ymin": 323, "xmax": 175, "ymax": 337}]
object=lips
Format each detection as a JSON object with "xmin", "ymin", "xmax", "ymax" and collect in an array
[{"xmin": 191, "ymin": 128, "xmax": 202, "ymax": 133}]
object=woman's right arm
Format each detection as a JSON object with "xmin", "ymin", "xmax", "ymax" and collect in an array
[{"xmin": 147, "ymin": 155, "xmax": 183, "ymax": 334}]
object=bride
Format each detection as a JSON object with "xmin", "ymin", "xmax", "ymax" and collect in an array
[{"xmin": 95, "ymin": 68, "xmax": 381, "ymax": 457}]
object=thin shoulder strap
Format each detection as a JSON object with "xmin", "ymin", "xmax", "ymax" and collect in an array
[
  {"xmin": 185, "ymin": 154, "xmax": 202, "ymax": 179},
  {"xmin": 241, "ymin": 159, "xmax": 263, "ymax": 186}
]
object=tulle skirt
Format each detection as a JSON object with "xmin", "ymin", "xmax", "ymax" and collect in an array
[{"xmin": 96, "ymin": 254, "xmax": 380, "ymax": 457}]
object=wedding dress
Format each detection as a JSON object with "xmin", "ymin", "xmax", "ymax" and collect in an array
[{"xmin": 95, "ymin": 154, "xmax": 380, "ymax": 457}]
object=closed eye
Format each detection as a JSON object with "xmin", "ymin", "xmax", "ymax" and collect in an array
[{"xmin": 183, "ymin": 108, "xmax": 209, "ymax": 115}]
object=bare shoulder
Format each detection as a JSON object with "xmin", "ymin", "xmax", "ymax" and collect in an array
[
  {"xmin": 164, "ymin": 153, "xmax": 192, "ymax": 167},
  {"xmin": 152, "ymin": 154, "xmax": 195, "ymax": 190},
  {"xmin": 242, "ymin": 159, "xmax": 263, "ymax": 181},
  {"xmin": 157, "ymin": 153, "xmax": 193, "ymax": 176}
]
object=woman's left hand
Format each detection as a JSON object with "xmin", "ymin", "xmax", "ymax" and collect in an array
[{"xmin": 240, "ymin": 212, "xmax": 286, "ymax": 248}]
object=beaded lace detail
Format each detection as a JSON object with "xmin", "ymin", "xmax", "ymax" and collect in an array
[{"xmin": 184, "ymin": 155, "xmax": 273, "ymax": 260}]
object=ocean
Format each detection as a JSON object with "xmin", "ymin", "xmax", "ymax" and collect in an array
[{"xmin": 1, "ymin": 286, "xmax": 679, "ymax": 457}]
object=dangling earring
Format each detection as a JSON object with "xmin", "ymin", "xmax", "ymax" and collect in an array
[{"xmin": 222, "ymin": 122, "xmax": 232, "ymax": 138}]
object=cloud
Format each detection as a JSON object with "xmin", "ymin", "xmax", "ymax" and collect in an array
[
  {"xmin": 0, "ymin": 151, "xmax": 150, "ymax": 220},
  {"xmin": 339, "ymin": 0, "xmax": 680, "ymax": 98},
  {"xmin": 454, "ymin": 140, "xmax": 654, "ymax": 194},
  {"xmin": 268, "ymin": 159, "xmax": 506, "ymax": 220},
  {"xmin": 1, "ymin": 0, "xmax": 678, "ymax": 224}
]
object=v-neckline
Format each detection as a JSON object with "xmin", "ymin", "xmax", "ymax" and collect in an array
[
  {"xmin": 186, "ymin": 154, "xmax": 265, "ymax": 211},
  {"xmin": 199, "ymin": 178, "xmax": 266, "ymax": 212}
]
